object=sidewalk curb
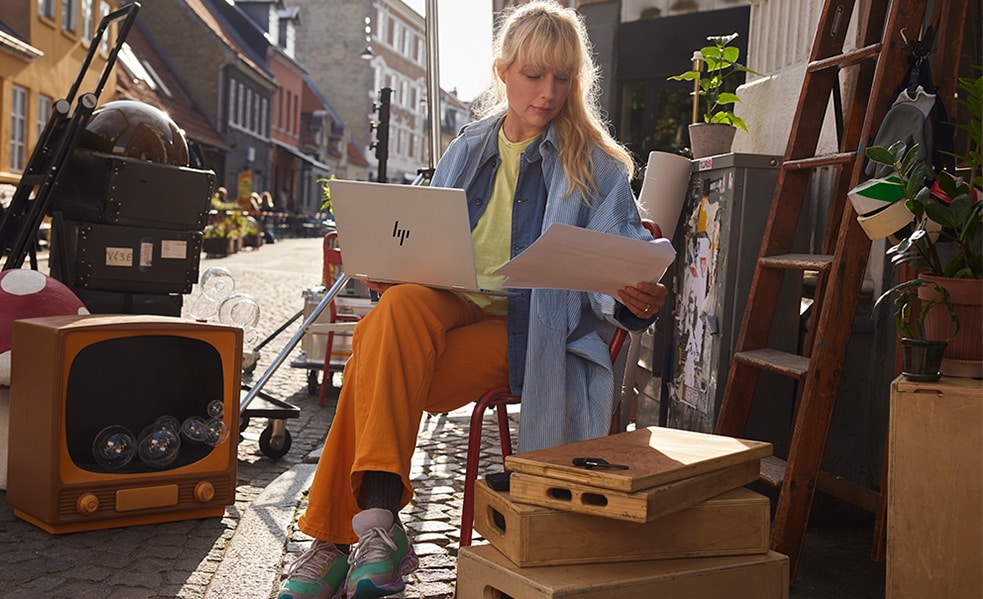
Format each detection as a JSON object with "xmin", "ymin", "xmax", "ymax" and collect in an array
[{"xmin": 205, "ymin": 464, "xmax": 316, "ymax": 598}]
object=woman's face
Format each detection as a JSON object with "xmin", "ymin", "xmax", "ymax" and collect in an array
[{"xmin": 499, "ymin": 62, "xmax": 572, "ymax": 142}]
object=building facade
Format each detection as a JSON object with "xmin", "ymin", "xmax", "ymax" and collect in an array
[
  {"xmin": 286, "ymin": 0, "xmax": 431, "ymax": 183},
  {"xmin": 0, "ymin": 0, "xmax": 118, "ymax": 191}
]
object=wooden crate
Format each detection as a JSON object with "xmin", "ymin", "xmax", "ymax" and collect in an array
[
  {"xmin": 505, "ymin": 426, "xmax": 772, "ymax": 492},
  {"xmin": 887, "ymin": 376, "xmax": 982, "ymax": 599},
  {"xmin": 508, "ymin": 458, "xmax": 760, "ymax": 522},
  {"xmin": 474, "ymin": 479, "xmax": 770, "ymax": 566},
  {"xmin": 456, "ymin": 544, "xmax": 789, "ymax": 599}
]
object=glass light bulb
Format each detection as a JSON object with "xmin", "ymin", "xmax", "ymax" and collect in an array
[{"xmin": 92, "ymin": 425, "xmax": 137, "ymax": 470}]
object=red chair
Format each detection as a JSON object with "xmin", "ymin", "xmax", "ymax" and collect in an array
[
  {"xmin": 460, "ymin": 328, "xmax": 629, "ymax": 547},
  {"xmin": 459, "ymin": 219, "xmax": 663, "ymax": 547}
]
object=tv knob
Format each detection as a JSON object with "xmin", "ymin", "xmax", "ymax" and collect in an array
[
  {"xmin": 76, "ymin": 492, "xmax": 99, "ymax": 515},
  {"xmin": 194, "ymin": 481, "xmax": 215, "ymax": 503}
]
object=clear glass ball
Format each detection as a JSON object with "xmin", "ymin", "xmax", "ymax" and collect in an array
[
  {"xmin": 137, "ymin": 428, "xmax": 180, "ymax": 468},
  {"xmin": 202, "ymin": 418, "xmax": 230, "ymax": 447},
  {"xmin": 180, "ymin": 416, "xmax": 207, "ymax": 444},
  {"xmin": 92, "ymin": 425, "xmax": 136, "ymax": 470}
]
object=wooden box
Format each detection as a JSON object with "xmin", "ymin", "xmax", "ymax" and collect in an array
[
  {"xmin": 505, "ymin": 426, "xmax": 772, "ymax": 493},
  {"xmin": 474, "ymin": 479, "xmax": 770, "ymax": 566},
  {"xmin": 508, "ymin": 459, "xmax": 760, "ymax": 522},
  {"xmin": 504, "ymin": 427, "xmax": 770, "ymax": 522},
  {"xmin": 887, "ymin": 376, "xmax": 982, "ymax": 599},
  {"xmin": 456, "ymin": 544, "xmax": 789, "ymax": 599}
]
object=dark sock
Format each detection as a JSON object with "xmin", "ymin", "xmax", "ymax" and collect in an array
[{"xmin": 361, "ymin": 470, "xmax": 403, "ymax": 520}]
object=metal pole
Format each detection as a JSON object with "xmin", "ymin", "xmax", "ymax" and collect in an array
[{"xmin": 425, "ymin": 0, "xmax": 441, "ymax": 170}]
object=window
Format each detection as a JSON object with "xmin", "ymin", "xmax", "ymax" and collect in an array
[
  {"xmin": 246, "ymin": 90, "xmax": 253, "ymax": 131},
  {"xmin": 228, "ymin": 80, "xmax": 237, "ymax": 126},
  {"xmin": 237, "ymin": 82, "xmax": 244, "ymax": 125},
  {"xmin": 62, "ymin": 0, "xmax": 77, "ymax": 32},
  {"xmin": 292, "ymin": 94, "xmax": 298, "ymax": 135},
  {"xmin": 37, "ymin": 95, "xmax": 52, "ymax": 137},
  {"xmin": 10, "ymin": 86, "xmax": 28, "ymax": 172},
  {"xmin": 277, "ymin": 89, "xmax": 283, "ymax": 130},
  {"xmin": 98, "ymin": 2, "xmax": 110, "ymax": 54},
  {"xmin": 260, "ymin": 98, "xmax": 268, "ymax": 137},
  {"xmin": 81, "ymin": 0, "xmax": 93, "ymax": 43},
  {"xmin": 38, "ymin": 0, "xmax": 55, "ymax": 19}
]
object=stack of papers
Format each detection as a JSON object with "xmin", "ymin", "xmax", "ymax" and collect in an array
[{"xmin": 494, "ymin": 223, "xmax": 676, "ymax": 297}]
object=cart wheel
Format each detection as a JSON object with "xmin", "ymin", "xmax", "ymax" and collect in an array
[
  {"xmin": 239, "ymin": 415, "xmax": 250, "ymax": 432},
  {"xmin": 259, "ymin": 426, "xmax": 292, "ymax": 459},
  {"xmin": 243, "ymin": 362, "xmax": 256, "ymax": 374},
  {"xmin": 307, "ymin": 370, "xmax": 319, "ymax": 395}
]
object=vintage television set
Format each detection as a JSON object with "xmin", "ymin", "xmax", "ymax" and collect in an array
[{"xmin": 6, "ymin": 314, "xmax": 242, "ymax": 534}]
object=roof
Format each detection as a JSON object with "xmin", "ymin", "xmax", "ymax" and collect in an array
[
  {"xmin": 0, "ymin": 21, "xmax": 43, "ymax": 61},
  {"xmin": 115, "ymin": 22, "xmax": 228, "ymax": 151},
  {"xmin": 183, "ymin": 0, "xmax": 274, "ymax": 81}
]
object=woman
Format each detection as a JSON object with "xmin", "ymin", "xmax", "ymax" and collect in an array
[{"xmin": 279, "ymin": 3, "xmax": 668, "ymax": 598}]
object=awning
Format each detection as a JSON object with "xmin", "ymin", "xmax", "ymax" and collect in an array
[{"xmin": 272, "ymin": 140, "xmax": 332, "ymax": 172}]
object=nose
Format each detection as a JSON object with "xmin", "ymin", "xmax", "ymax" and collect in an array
[{"xmin": 539, "ymin": 76, "xmax": 559, "ymax": 100}]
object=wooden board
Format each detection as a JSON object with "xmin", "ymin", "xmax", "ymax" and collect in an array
[
  {"xmin": 508, "ymin": 459, "xmax": 760, "ymax": 523},
  {"xmin": 474, "ymin": 479, "xmax": 770, "ymax": 566},
  {"xmin": 505, "ymin": 426, "xmax": 772, "ymax": 492},
  {"xmin": 887, "ymin": 376, "xmax": 982, "ymax": 599},
  {"xmin": 456, "ymin": 544, "xmax": 789, "ymax": 599}
]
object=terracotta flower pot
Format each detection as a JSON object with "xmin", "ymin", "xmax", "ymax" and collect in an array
[{"xmin": 918, "ymin": 273, "xmax": 983, "ymax": 378}]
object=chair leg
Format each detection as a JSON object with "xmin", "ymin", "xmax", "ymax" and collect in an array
[{"xmin": 461, "ymin": 387, "xmax": 513, "ymax": 547}]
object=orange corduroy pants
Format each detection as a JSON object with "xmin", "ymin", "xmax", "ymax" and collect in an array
[{"xmin": 296, "ymin": 284, "xmax": 509, "ymax": 544}]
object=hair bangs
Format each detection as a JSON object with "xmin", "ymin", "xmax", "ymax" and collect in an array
[{"xmin": 501, "ymin": 11, "xmax": 581, "ymax": 79}]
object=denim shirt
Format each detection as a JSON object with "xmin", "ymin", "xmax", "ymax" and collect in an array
[{"xmin": 432, "ymin": 113, "xmax": 656, "ymax": 451}]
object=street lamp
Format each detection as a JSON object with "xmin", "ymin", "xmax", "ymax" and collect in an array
[{"xmin": 360, "ymin": 17, "xmax": 373, "ymax": 59}]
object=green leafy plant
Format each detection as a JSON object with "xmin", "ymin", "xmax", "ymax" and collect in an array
[
  {"xmin": 317, "ymin": 175, "xmax": 336, "ymax": 214},
  {"xmin": 205, "ymin": 210, "xmax": 251, "ymax": 239},
  {"xmin": 866, "ymin": 71, "xmax": 982, "ymax": 341},
  {"xmin": 667, "ymin": 32, "xmax": 762, "ymax": 131},
  {"xmin": 865, "ymin": 140, "xmax": 982, "ymax": 279},
  {"xmin": 874, "ymin": 277, "xmax": 959, "ymax": 340}
]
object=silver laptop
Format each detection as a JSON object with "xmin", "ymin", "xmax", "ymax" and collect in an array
[{"xmin": 329, "ymin": 179, "xmax": 514, "ymax": 296}]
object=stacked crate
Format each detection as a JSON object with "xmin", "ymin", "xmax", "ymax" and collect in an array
[{"xmin": 456, "ymin": 426, "xmax": 789, "ymax": 599}]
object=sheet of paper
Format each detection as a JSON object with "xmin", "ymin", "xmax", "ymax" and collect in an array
[{"xmin": 493, "ymin": 223, "xmax": 676, "ymax": 296}]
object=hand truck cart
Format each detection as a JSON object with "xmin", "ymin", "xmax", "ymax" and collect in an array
[{"xmin": 239, "ymin": 271, "xmax": 354, "ymax": 458}]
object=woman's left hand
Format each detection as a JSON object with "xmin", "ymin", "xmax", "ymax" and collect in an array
[{"xmin": 618, "ymin": 282, "xmax": 668, "ymax": 319}]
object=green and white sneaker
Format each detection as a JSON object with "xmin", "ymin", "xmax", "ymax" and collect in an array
[
  {"xmin": 278, "ymin": 538, "xmax": 350, "ymax": 599},
  {"xmin": 344, "ymin": 508, "xmax": 419, "ymax": 599}
]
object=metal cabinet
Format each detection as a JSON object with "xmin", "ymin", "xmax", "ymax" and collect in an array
[{"xmin": 664, "ymin": 153, "xmax": 800, "ymax": 444}]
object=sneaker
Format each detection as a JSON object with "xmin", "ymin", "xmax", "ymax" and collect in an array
[
  {"xmin": 278, "ymin": 539, "xmax": 350, "ymax": 599},
  {"xmin": 344, "ymin": 508, "xmax": 420, "ymax": 599}
]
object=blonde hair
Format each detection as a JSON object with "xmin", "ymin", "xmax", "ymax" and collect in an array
[{"xmin": 473, "ymin": 0, "xmax": 635, "ymax": 198}]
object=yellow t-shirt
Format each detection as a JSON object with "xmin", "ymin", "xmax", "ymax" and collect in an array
[{"xmin": 465, "ymin": 127, "xmax": 536, "ymax": 315}]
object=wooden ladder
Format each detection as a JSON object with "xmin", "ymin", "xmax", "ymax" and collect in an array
[{"xmin": 713, "ymin": 0, "xmax": 961, "ymax": 581}]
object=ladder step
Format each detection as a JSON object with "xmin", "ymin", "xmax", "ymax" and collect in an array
[
  {"xmin": 734, "ymin": 348, "xmax": 810, "ymax": 379},
  {"xmin": 783, "ymin": 152, "xmax": 856, "ymax": 171},
  {"xmin": 808, "ymin": 43, "xmax": 882, "ymax": 73},
  {"xmin": 759, "ymin": 253, "xmax": 834, "ymax": 272},
  {"xmin": 759, "ymin": 456, "xmax": 881, "ymax": 513},
  {"xmin": 760, "ymin": 455, "xmax": 786, "ymax": 488}
]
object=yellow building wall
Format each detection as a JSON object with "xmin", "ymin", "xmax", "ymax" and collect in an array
[{"xmin": 0, "ymin": 0, "xmax": 118, "ymax": 186}]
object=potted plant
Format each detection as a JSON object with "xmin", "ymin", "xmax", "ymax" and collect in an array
[
  {"xmin": 668, "ymin": 32, "xmax": 762, "ymax": 158},
  {"xmin": 865, "ymin": 72, "xmax": 982, "ymax": 376},
  {"xmin": 874, "ymin": 277, "xmax": 958, "ymax": 381},
  {"xmin": 203, "ymin": 211, "xmax": 249, "ymax": 256}
]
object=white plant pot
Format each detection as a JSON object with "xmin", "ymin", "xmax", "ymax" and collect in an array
[{"xmin": 688, "ymin": 123, "xmax": 736, "ymax": 159}]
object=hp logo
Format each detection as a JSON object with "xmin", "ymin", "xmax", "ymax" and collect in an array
[{"xmin": 392, "ymin": 221, "xmax": 410, "ymax": 245}]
